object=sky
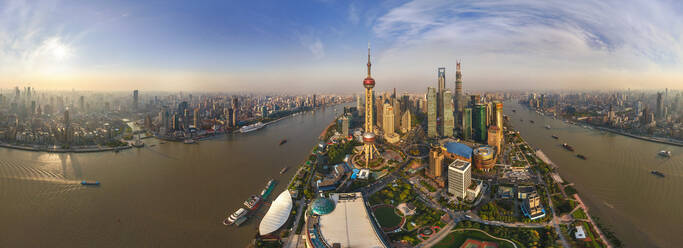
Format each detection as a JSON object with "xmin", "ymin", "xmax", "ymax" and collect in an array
[{"xmin": 0, "ymin": 0, "xmax": 681, "ymax": 93}]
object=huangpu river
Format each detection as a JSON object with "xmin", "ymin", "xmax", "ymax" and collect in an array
[
  {"xmin": 0, "ymin": 103, "xmax": 350, "ymax": 247},
  {"xmin": 505, "ymin": 100, "xmax": 683, "ymax": 248}
]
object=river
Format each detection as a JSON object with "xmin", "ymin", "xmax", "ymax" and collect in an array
[
  {"xmin": 0, "ymin": 103, "xmax": 349, "ymax": 247},
  {"xmin": 504, "ymin": 100, "xmax": 683, "ymax": 248}
]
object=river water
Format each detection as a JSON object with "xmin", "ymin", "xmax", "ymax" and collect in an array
[
  {"xmin": 504, "ymin": 100, "xmax": 683, "ymax": 248},
  {"xmin": 0, "ymin": 103, "xmax": 349, "ymax": 247}
]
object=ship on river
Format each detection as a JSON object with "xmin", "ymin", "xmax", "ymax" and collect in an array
[
  {"xmin": 240, "ymin": 122, "xmax": 265, "ymax": 133},
  {"xmin": 562, "ymin": 143, "xmax": 575, "ymax": 152}
]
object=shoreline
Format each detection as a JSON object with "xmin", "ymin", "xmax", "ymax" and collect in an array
[
  {"xmin": 0, "ymin": 142, "xmax": 133, "ymax": 153},
  {"xmin": 594, "ymin": 126, "xmax": 683, "ymax": 147}
]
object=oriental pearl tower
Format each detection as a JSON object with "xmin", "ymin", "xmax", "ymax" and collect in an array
[{"xmin": 361, "ymin": 44, "xmax": 380, "ymax": 168}]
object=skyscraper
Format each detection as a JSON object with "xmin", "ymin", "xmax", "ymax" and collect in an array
[
  {"xmin": 472, "ymin": 104, "xmax": 487, "ymax": 142},
  {"xmin": 494, "ymin": 101, "xmax": 503, "ymax": 131},
  {"xmin": 64, "ymin": 109, "xmax": 70, "ymax": 144},
  {"xmin": 448, "ymin": 159, "xmax": 471, "ymax": 199},
  {"xmin": 455, "ymin": 61, "xmax": 463, "ymax": 114},
  {"xmin": 232, "ymin": 97, "xmax": 239, "ymax": 127},
  {"xmin": 656, "ymin": 92, "xmax": 663, "ymax": 119},
  {"xmin": 428, "ymin": 147, "xmax": 444, "ymax": 179},
  {"xmin": 341, "ymin": 116, "xmax": 349, "ymax": 137},
  {"xmin": 401, "ymin": 110, "xmax": 411, "ymax": 133},
  {"xmin": 437, "ymin": 67, "xmax": 446, "ymax": 123},
  {"xmin": 361, "ymin": 44, "xmax": 380, "ymax": 167},
  {"xmin": 383, "ymin": 103, "xmax": 394, "ymax": 136},
  {"xmin": 442, "ymin": 90, "xmax": 454, "ymax": 137},
  {"xmin": 133, "ymin": 90, "xmax": 139, "ymax": 110},
  {"xmin": 193, "ymin": 108, "xmax": 200, "ymax": 128},
  {"xmin": 462, "ymin": 107, "xmax": 472, "ymax": 140},
  {"xmin": 427, "ymin": 87, "xmax": 437, "ymax": 138}
]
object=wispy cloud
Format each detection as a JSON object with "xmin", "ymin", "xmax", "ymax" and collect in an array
[
  {"xmin": 372, "ymin": 0, "xmax": 683, "ymax": 89},
  {"xmin": 308, "ymin": 38, "xmax": 325, "ymax": 60},
  {"xmin": 348, "ymin": 3, "xmax": 360, "ymax": 24}
]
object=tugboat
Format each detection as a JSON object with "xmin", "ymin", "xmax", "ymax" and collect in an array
[
  {"xmin": 562, "ymin": 143, "xmax": 575, "ymax": 152},
  {"xmin": 279, "ymin": 166, "xmax": 288, "ymax": 174},
  {"xmin": 658, "ymin": 150, "xmax": 671, "ymax": 158},
  {"xmin": 279, "ymin": 139, "xmax": 287, "ymax": 145},
  {"xmin": 577, "ymin": 154, "xmax": 587, "ymax": 160},
  {"xmin": 552, "ymin": 135, "xmax": 559, "ymax": 139},
  {"xmin": 223, "ymin": 208, "xmax": 248, "ymax": 226},
  {"xmin": 651, "ymin": 170, "xmax": 665, "ymax": 178}
]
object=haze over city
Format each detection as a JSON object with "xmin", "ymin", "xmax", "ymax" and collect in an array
[{"xmin": 1, "ymin": 0, "xmax": 681, "ymax": 93}]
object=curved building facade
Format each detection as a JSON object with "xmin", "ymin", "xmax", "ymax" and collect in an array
[{"xmin": 472, "ymin": 146, "xmax": 496, "ymax": 171}]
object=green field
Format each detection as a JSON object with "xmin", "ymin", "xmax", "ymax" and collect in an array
[
  {"xmin": 434, "ymin": 229, "xmax": 519, "ymax": 248},
  {"xmin": 373, "ymin": 206, "xmax": 403, "ymax": 228},
  {"xmin": 572, "ymin": 208, "xmax": 588, "ymax": 220}
]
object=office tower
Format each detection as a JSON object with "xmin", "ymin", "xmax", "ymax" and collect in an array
[
  {"xmin": 455, "ymin": 61, "xmax": 463, "ymax": 114},
  {"xmin": 30, "ymin": 101, "xmax": 36, "ymax": 115},
  {"xmin": 427, "ymin": 87, "xmax": 437, "ymax": 138},
  {"xmin": 64, "ymin": 109, "xmax": 70, "ymax": 144},
  {"xmin": 232, "ymin": 97, "xmax": 239, "ymax": 127},
  {"xmin": 442, "ymin": 90, "xmax": 454, "ymax": 137},
  {"xmin": 375, "ymin": 96, "xmax": 383, "ymax": 128},
  {"xmin": 393, "ymin": 98, "xmax": 401, "ymax": 133},
  {"xmin": 656, "ymin": 92, "xmax": 663, "ymax": 118},
  {"xmin": 428, "ymin": 148, "xmax": 444, "ymax": 179},
  {"xmin": 485, "ymin": 102, "xmax": 492, "ymax": 127},
  {"xmin": 448, "ymin": 159, "xmax": 471, "ymax": 199},
  {"xmin": 361, "ymin": 45, "xmax": 380, "ymax": 167},
  {"xmin": 356, "ymin": 94, "xmax": 362, "ymax": 112},
  {"xmin": 470, "ymin": 95, "xmax": 480, "ymax": 107},
  {"xmin": 341, "ymin": 116, "xmax": 349, "ymax": 137},
  {"xmin": 313, "ymin": 94, "xmax": 317, "ymax": 108},
  {"xmin": 193, "ymin": 108, "xmax": 200, "ymax": 128},
  {"xmin": 462, "ymin": 107, "xmax": 472, "ymax": 140},
  {"xmin": 437, "ymin": 67, "xmax": 446, "ymax": 122},
  {"xmin": 79, "ymin": 96, "xmax": 84, "ymax": 110},
  {"xmin": 401, "ymin": 110, "xmax": 411, "ymax": 133},
  {"xmin": 494, "ymin": 101, "xmax": 503, "ymax": 131},
  {"xmin": 383, "ymin": 103, "xmax": 394, "ymax": 136},
  {"xmin": 472, "ymin": 104, "xmax": 487, "ymax": 142},
  {"xmin": 133, "ymin": 90, "xmax": 139, "ymax": 110}
]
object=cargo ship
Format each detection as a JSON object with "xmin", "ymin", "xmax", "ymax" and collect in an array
[
  {"xmin": 577, "ymin": 154, "xmax": 587, "ymax": 160},
  {"xmin": 240, "ymin": 122, "xmax": 265, "ymax": 133},
  {"xmin": 223, "ymin": 208, "xmax": 248, "ymax": 226},
  {"xmin": 562, "ymin": 143, "xmax": 575, "ymax": 152},
  {"xmin": 243, "ymin": 195, "xmax": 262, "ymax": 210},
  {"xmin": 651, "ymin": 170, "xmax": 665, "ymax": 178},
  {"xmin": 552, "ymin": 135, "xmax": 559, "ymax": 139}
]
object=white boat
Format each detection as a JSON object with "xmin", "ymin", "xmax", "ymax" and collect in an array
[
  {"xmin": 658, "ymin": 150, "xmax": 671, "ymax": 158},
  {"xmin": 240, "ymin": 122, "xmax": 265, "ymax": 133},
  {"xmin": 183, "ymin": 139, "xmax": 196, "ymax": 144},
  {"xmin": 223, "ymin": 208, "xmax": 248, "ymax": 226}
]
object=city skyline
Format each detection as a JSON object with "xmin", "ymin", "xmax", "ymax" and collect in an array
[{"xmin": 1, "ymin": 0, "xmax": 682, "ymax": 93}]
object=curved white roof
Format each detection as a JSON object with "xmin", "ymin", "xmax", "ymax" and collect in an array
[{"xmin": 259, "ymin": 190, "xmax": 293, "ymax": 236}]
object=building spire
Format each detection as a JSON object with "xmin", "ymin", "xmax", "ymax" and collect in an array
[{"xmin": 367, "ymin": 42, "xmax": 372, "ymax": 77}]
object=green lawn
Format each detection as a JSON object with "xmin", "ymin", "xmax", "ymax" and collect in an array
[
  {"xmin": 434, "ymin": 230, "xmax": 518, "ymax": 248},
  {"xmin": 374, "ymin": 206, "xmax": 403, "ymax": 228},
  {"xmin": 572, "ymin": 208, "xmax": 588, "ymax": 220}
]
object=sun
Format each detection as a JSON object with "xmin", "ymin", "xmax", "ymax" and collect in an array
[{"xmin": 50, "ymin": 41, "xmax": 72, "ymax": 61}]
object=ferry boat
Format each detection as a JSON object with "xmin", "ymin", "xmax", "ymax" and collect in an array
[
  {"xmin": 133, "ymin": 140, "xmax": 144, "ymax": 148},
  {"xmin": 552, "ymin": 135, "xmax": 559, "ymax": 139},
  {"xmin": 240, "ymin": 122, "xmax": 265, "ymax": 133},
  {"xmin": 651, "ymin": 170, "xmax": 665, "ymax": 178},
  {"xmin": 279, "ymin": 139, "xmax": 287, "ymax": 145},
  {"xmin": 223, "ymin": 208, "xmax": 248, "ymax": 226},
  {"xmin": 81, "ymin": 180, "xmax": 100, "ymax": 186},
  {"xmin": 577, "ymin": 154, "xmax": 587, "ymax": 160},
  {"xmin": 279, "ymin": 166, "xmax": 288, "ymax": 174},
  {"xmin": 658, "ymin": 150, "xmax": 671, "ymax": 158},
  {"xmin": 562, "ymin": 143, "xmax": 575, "ymax": 152},
  {"xmin": 243, "ymin": 195, "xmax": 262, "ymax": 210},
  {"xmin": 261, "ymin": 179, "xmax": 277, "ymax": 199}
]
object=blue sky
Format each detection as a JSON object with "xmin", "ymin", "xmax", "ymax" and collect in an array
[{"xmin": 1, "ymin": 0, "xmax": 681, "ymax": 93}]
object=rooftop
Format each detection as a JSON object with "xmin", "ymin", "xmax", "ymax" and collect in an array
[
  {"xmin": 448, "ymin": 159, "xmax": 471, "ymax": 172},
  {"xmin": 443, "ymin": 142, "xmax": 473, "ymax": 159},
  {"xmin": 317, "ymin": 192, "xmax": 387, "ymax": 248}
]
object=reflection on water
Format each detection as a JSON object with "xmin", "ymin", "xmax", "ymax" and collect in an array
[
  {"xmin": 0, "ymin": 104, "xmax": 349, "ymax": 247},
  {"xmin": 505, "ymin": 100, "xmax": 683, "ymax": 248}
]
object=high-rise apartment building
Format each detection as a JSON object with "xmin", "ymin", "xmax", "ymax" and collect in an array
[
  {"xmin": 427, "ymin": 87, "xmax": 437, "ymax": 138},
  {"xmin": 341, "ymin": 116, "xmax": 349, "ymax": 137},
  {"xmin": 448, "ymin": 159, "xmax": 471, "ymax": 199}
]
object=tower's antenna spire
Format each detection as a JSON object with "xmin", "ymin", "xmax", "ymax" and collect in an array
[{"xmin": 367, "ymin": 42, "xmax": 372, "ymax": 77}]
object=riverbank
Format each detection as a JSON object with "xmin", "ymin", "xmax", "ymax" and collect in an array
[
  {"xmin": 594, "ymin": 126, "xmax": 683, "ymax": 147},
  {"xmin": 0, "ymin": 142, "xmax": 133, "ymax": 153}
]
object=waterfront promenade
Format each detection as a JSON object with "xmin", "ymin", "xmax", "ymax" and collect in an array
[{"xmin": 0, "ymin": 142, "xmax": 132, "ymax": 153}]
